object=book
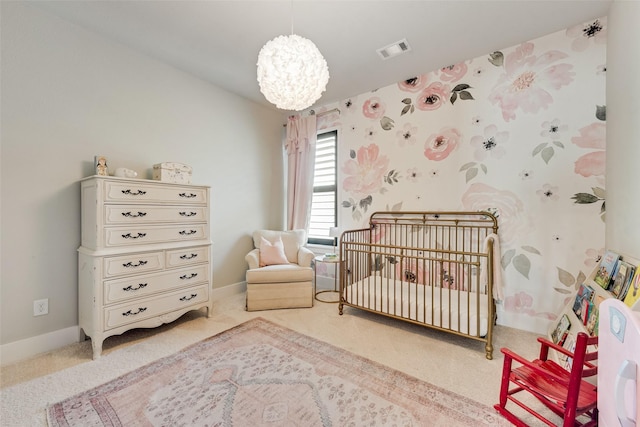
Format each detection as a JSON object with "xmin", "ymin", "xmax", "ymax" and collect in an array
[
  {"xmin": 551, "ymin": 314, "xmax": 571, "ymax": 344},
  {"xmin": 322, "ymin": 253, "xmax": 338, "ymax": 262},
  {"xmin": 582, "ymin": 298, "xmax": 590, "ymax": 325},
  {"xmin": 610, "ymin": 261, "xmax": 629, "ymax": 298},
  {"xmin": 618, "ymin": 263, "xmax": 636, "ymax": 301},
  {"xmin": 623, "ymin": 266, "xmax": 640, "ymax": 308},
  {"xmin": 593, "ymin": 250, "xmax": 620, "ymax": 289},
  {"xmin": 562, "ymin": 335, "xmax": 576, "ymax": 369},
  {"xmin": 585, "ymin": 302, "xmax": 599, "ymax": 336},
  {"xmin": 572, "ymin": 283, "xmax": 594, "ymax": 322}
]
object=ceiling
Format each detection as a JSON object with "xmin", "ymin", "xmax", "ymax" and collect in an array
[{"xmin": 33, "ymin": 1, "xmax": 612, "ymax": 114}]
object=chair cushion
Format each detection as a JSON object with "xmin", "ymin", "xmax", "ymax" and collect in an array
[
  {"xmin": 253, "ymin": 230, "xmax": 306, "ymax": 264},
  {"xmin": 259, "ymin": 236, "xmax": 289, "ymax": 267},
  {"xmin": 246, "ymin": 264, "xmax": 313, "ymax": 284}
]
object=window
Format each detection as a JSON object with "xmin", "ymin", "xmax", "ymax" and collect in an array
[{"xmin": 308, "ymin": 130, "xmax": 337, "ymax": 245}]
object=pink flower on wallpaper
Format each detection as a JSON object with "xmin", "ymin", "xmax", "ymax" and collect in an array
[
  {"xmin": 566, "ymin": 18, "xmax": 607, "ymax": 52},
  {"xmin": 398, "ymin": 74, "xmax": 429, "ymax": 92},
  {"xmin": 416, "ymin": 82, "xmax": 450, "ymax": 111},
  {"xmin": 424, "ymin": 127, "xmax": 462, "ymax": 161},
  {"xmin": 572, "ymin": 122, "xmax": 605, "ymax": 149},
  {"xmin": 362, "ymin": 97, "xmax": 386, "ymax": 119},
  {"xmin": 575, "ymin": 152, "xmax": 606, "ymax": 177},
  {"xmin": 462, "ymin": 183, "xmax": 528, "ymax": 246},
  {"xmin": 370, "ymin": 224, "xmax": 386, "ymax": 245},
  {"xmin": 572, "ymin": 122, "xmax": 606, "ymax": 177},
  {"xmin": 396, "ymin": 123, "xmax": 418, "ymax": 147},
  {"xmin": 470, "ymin": 124, "xmax": 509, "ymax": 161},
  {"xmin": 342, "ymin": 144, "xmax": 390, "ymax": 198},
  {"xmin": 504, "ymin": 291, "xmax": 536, "ymax": 315},
  {"xmin": 438, "ymin": 62, "xmax": 468, "ymax": 83},
  {"xmin": 488, "ymin": 42, "xmax": 575, "ymax": 122}
]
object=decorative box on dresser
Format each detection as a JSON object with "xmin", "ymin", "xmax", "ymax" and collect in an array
[{"xmin": 78, "ymin": 176, "xmax": 212, "ymax": 359}]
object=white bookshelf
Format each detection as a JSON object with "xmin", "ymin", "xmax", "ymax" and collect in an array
[{"xmin": 547, "ymin": 252, "xmax": 640, "ymax": 368}]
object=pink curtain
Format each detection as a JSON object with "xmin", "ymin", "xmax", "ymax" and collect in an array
[{"xmin": 285, "ymin": 115, "xmax": 317, "ymax": 231}]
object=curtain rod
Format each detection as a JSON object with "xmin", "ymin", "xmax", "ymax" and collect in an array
[
  {"xmin": 282, "ymin": 108, "xmax": 341, "ymax": 127},
  {"xmin": 310, "ymin": 108, "xmax": 341, "ymax": 117}
]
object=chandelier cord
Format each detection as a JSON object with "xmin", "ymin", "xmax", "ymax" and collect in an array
[{"xmin": 290, "ymin": 0, "xmax": 294, "ymax": 35}]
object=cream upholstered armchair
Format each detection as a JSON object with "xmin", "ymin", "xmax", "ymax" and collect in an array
[{"xmin": 245, "ymin": 229, "xmax": 315, "ymax": 311}]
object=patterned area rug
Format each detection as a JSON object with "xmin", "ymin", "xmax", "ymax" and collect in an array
[{"xmin": 47, "ymin": 318, "xmax": 508, "ymax": 426}]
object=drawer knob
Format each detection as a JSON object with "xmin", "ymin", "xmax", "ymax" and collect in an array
[
  {"xmin": 122, "ymin": 232, "xmax": 147, "ymax": 239},
  {"xmin": 179, "ymin": 211, "xmax": 197, "ymax": 217},
  {"xmin": 179, "ymin": 273, "xmax": 198, "ymax": 280},
  {"xmin": 123, "ymin": 283, "xmax": 148, "ymax": 292},
  {"xmin": 122, "ymin": 307, "xmax": 147, "ymax": 316},
  {"xmin": 179, "ymin": 192, "xmax": 197, "ymax": 198},
  {"xmin": 122, "ymin": 260, "xmax": 148, "ymax": 268},
  {"xmin": 121, "ymin": 189, "xmax": 147, "ymax": 196},
  {"xmin": 179, "ymin": 230, "xmax": 197, "ymax": 236},
  {"xmin": 179, "ymin": 293, "xmax": 198, "ymax": 301},
  {"xmin": 122, "ymin": 211, "xmax": 147, "ymax": 218},
  {"xmin": 180, "ymin": 253, "xmax": 198, "ymax": 260}
]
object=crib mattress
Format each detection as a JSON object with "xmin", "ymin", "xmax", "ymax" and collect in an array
[{"xmin": 343, "ymin": 275, "xmax": 489, "ymax": 337}]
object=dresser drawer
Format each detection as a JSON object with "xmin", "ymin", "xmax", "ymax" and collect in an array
[
  {"xmin": 103, "ymin": 252, "xmax": 164, "ymax": 277},
  {"xmin": 104, "ymin": 284, "xmax": 209, "ymax": 330},
  {"xmin": 104, "ymin": 181, "xmax": 207, "ymax": 204},
  {"xmin": 166, "ymin": 246, "xmax": 210, "ymax": 268},
  {"xmin": 104, "ymin": 206, "xmax": 207, "ymax": 225},
  {"xmin": 105, "ymin": 224, "xmax": 208, "ymax": 247},
  {"xmin": 104, "ymin": 264, "xmax": 209, "ymax": 304}
]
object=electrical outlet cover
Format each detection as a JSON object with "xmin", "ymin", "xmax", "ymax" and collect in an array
[{"xmin": 33, "ymin": 299, "xmax": 48, "ymax": 316}]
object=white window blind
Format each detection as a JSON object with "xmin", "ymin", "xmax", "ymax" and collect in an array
[{"xmin": 308, "ymin": 130, "xmax": 337, "ymax": 244}]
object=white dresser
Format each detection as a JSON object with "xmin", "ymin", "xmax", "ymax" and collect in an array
[{"xmin": 78, "ymin": 176, "xmax": 212, "ymax": 359}]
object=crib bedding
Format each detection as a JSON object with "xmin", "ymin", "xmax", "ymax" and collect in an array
[{"xmin": 343, "ymin": 275, "xmax": 489, "ymax": 337}]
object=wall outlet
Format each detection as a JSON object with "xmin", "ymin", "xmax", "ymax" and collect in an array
[{"xmin": 33, "ymin": 298, "xmax": 48, "ymax": 316}]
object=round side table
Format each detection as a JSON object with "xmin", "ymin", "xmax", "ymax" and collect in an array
[{"xmin": 314, "ymin": 255, "xmax": 340, "ymax": 303}]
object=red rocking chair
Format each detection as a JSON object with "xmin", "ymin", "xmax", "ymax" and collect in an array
[{"xmin": 494, "ymin": 332, "xmax": 598, "ymax": 427}]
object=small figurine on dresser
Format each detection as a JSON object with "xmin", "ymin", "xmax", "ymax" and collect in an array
[{"xmin": 95, "ymin": 155, "xmax": 108, "ymax": 176}]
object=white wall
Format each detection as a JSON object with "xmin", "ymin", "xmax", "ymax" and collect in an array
[
  {"xmin": 0, "ymin": 3, "xmax": 284, "ymax": 349},
  {"xmin": 606, "ymin": 1, "xmax": 640, "ymax": 257}
]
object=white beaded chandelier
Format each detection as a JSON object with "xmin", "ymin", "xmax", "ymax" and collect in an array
[{"xmin": 256, "ymin": 7, "xmax": 329, "ymax": 111}]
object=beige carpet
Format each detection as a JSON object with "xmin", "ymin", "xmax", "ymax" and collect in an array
[
  {"xmin": 46, "ymin": 318, "xmax": 510, "ymax": 426},
  {"xmin": 1, "ymin": 292, "xmax": 544, "ymax": 426}
]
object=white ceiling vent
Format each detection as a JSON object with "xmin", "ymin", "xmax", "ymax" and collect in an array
[{"xmin": 376, "ymin": 38, "xmax": 411, "ymax": 60}]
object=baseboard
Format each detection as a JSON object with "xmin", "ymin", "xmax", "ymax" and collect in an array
[
  {"xmin": 0, "ymin": 283, "xmax": 248, "ymax": 367},
  {"xmin": 0, "ymin": 326, "xmax": 80, "ymax": 367},
  {"xmin": 211, "ymin": 281, "xmax": 246, "ymax": 300}
]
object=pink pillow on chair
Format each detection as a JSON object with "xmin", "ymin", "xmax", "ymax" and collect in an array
[{"xmin": 259, "ymin": 236, "xmax": 290, "ymax": 267}]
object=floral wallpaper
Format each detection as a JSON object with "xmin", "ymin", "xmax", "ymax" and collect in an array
[{"xmin": 312, "ymin": 17, "xmax": 607, "ymax": 334}]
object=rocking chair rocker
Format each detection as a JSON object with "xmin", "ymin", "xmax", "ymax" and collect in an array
[{"xmin": 494, "ymin": 331, "xmax": 598, "ymax": 427}]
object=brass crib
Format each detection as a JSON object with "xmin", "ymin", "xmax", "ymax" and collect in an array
[{"xmin": 338, "ymin": 211, "xmax": 499, "ymax": 359}]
